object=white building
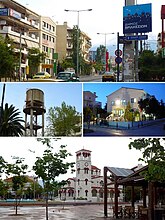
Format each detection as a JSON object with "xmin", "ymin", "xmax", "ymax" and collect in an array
[
  {"xmin": 106, "ymin": 87, "xmax": 150, "ymax": 120},
  {"xmin": 59, "ymin": 148, "xmax": 123, "ymax": 202}
]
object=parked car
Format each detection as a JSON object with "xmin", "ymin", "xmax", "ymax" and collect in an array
[
  {"xmin": 56, "ymin": 71, "xmax": 79, "ymax": 82},
  {"xmin": 102, "ymin": 71, "xmax": 115, "ymax": 82},
  {"xmin": 33, "ymin": 71, "xmax": 51, "ymax": 79}
]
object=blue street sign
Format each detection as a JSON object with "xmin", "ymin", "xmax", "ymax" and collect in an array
[
  {"xmin": 125, "ymin": 35, "xmax": 148, "ymax": 41},
  {"xmin": 115, "ymin": 57, "xmax": 122, "ymax": 64}
]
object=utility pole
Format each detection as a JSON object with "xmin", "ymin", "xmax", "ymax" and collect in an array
[{"xmin": 123, "ymin": 0, "xmax": 135, "ymax": 82}]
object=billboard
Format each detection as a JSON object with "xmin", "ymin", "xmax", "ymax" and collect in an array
[
  {"xmin": 0, "ymin": 8, "xmax": 9, "ymax": 16},
  {"xmin": 123, "ymin": 3, "xmax": 152, "ymax": 34}
]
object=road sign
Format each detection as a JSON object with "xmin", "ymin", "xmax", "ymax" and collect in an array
[
  {"xmin": 115, "ymin": 49, "xmax": 122, "ymax": 57},
  {"xmin": 119, "ymin": 36, "xmax": 132, "ymax": 44},
  {"xmin": 115, "ymin": 57, "xmax": 122, "ymax": 64},
  {"xmin": 125, "ymin": 35, "xmax": 148, "ymax": 41}
]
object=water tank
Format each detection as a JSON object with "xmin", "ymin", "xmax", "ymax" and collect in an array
[{"xmin": 23, "ymin": 89, "xmax": 46, "ymax": 115}]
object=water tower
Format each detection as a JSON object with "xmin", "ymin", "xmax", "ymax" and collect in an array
[{"xmin": 23, "ymin": 89, "xmax": 46, "ymax": 136}]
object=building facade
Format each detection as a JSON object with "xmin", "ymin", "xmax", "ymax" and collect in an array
[
  {"xmin": 83, "ymin": 91, "xmax": 102, "ymax": 109},
  {"xmin": 56, "ymin": 22, "xmax": 92, "ymax": 65},
  {"xmin": 0, "ymin": 0, "xmax": 40, "ymax": 79},
  {"xmin": 39, "ymin": 16, "xmax": 56, "ymax": 76},
  {"xmin": 107, "ymin": 87, "xmax": 150, "ymax": 120},
  {"xmin": 59, "ymin": 149, "xmax": 123, "ymax": 202}
]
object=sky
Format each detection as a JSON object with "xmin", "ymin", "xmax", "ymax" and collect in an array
[
  {"xmin": 0, "ymin": 137, "xmax": 146, "ymax": 180},
  {"xmin": 15, "ymin": 0, "xmax": 165, "ymax": 51},
  {"xmin": 0, "ymin": 82, "xmax": 82, "ymax": 123},
  {"xmin": 83, "ymin": 82, "xmax": 165, "ymax": 107}
]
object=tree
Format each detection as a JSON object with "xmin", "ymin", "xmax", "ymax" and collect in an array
[
  {"xmin": 0, "ymin": 103, "xmax": 25, "ymax": 136},
  {"xmin": 46, "ymin": 102, "xmax": 81, "ymax": 136},
  {"xmin": 95, "ymin": 45, "xmax": 106, "ymax": 72},
  {"xmin": 138, "ymin": 50, "xmax": 165, "ymax": 81},
  {"xmin": 0, "ymin": 156, "xmax": 7, "ymax": 176},
  {"xmin": 0, "ymin": 36, "xmax": 17, "ymax": 81},
  {"xmin": 5, "ymin": 156, "xmax": 28, "ymax": 215},
  {"xmin": 27, "ymin": 48, "xmax": 46, "ymax": 78},
  {"xmin": 138, "ymin": 96, "xmax": 165, "ymax": 119},
  {"xmin": 124, "ymin": 102, "xmax": 134, "ymax": 122},
  {"xmin": 33, "ymin": 138, "xmax": 75, "ymax": 220},
  {"xmin": 129, "ymin": 138, "xmax": 165, "ymax": 220}
]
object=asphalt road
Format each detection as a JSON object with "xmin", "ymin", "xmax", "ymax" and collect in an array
[{"xmin": 83, "ymin": 121, "xmax": 165, "ymax": 137}]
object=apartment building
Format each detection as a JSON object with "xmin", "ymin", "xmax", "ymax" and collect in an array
[
  {"xmin": 107, "ymin": 87, "xmax": 150, "ymax": 120},
  {"xmin": 56, "ymin": 22, "xmax": 92, "ymax": 63},
  {"xmin": 81, "ymin": 31, "xmax": 92, "ymax": 63},
  {"xmin": 0, "ymin": 1, "xmax": 57, "ymax": 78},
  {"xmin": 83, "ymin": 91, "xmax": 102, "ymax": 109},
  {"xmin": 56, "ymin": 22, "xmax": 72, "ymax": 62},
  {"xmin": 0, "ymin": 0, "xmax": 40, "ymax": 78},
  {"xmin": 39, "ymin": 16, "xmax": 56, "ymax": 76}
]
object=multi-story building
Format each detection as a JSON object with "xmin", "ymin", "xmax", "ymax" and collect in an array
[
  {"xmin": 81, "ymin": 31, "xmax": 91, "ymax": 63},
  {"xmin": 83, "ymin": 91, "xmax": 102, "ymax": 109},
  {"xmin": 59, "ymin": 149, "xmax": 123, "ymax": 202},
  {"xmin": 56, "ymin": 22, "xmax": 92, "ymax": 65},
  {"xmin": 107, "ymin": 87, "xmax": 150, "ymax": 120},
  {"xmin": 56, "ymin": 22, "xmax": 73, "ymax": 62},
  {"xmin": 39, "ymin": 16, "xmax": 56, "ymax": 76},
  {"xmin": 0, "ymin": 0, "xmax": 40, "ymax": 79},
  {"xmin": 0, "ymin": 1, "xmax": 57, "ymax": 78}
]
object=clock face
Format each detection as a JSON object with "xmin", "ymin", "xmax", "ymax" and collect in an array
[{"xmin": 84, "ymin": 162, "xmax": 88, "ymax": 167}]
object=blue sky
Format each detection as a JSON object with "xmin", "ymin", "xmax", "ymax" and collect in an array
[
  {"xmin": 0, "ymin": 83, "xmax": 82, "ymax": 121},
  {"xmin": 83, "ymin": 82, "xmax": 165, "ymax": 107}
]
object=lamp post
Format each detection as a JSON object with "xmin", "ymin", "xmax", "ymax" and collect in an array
[
  {"xmin": 64, "ymin": 9, "xmax": 92, "ymax": 76},
  {"xmin": 97, "ymin": 32, "xmax": 114, "ymax": 71}
]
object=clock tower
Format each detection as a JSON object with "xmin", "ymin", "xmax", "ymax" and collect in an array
[{"xmin": 75, "ymin": 149, "xmax": 92, "ymax": 200}]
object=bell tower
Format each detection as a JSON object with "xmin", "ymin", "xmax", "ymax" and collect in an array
[{"xmin": 75, "ymin": 149, "xmax": 92, "ymax": 200}]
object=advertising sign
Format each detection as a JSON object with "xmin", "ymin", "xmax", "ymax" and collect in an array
[
  {"xmin": 123, "ymin": 3, "xmax": 152, "ymax": 34},
  {"xmin": 9, "ymin": 8, "xmax": 21, "ymax": 20},
  {"xmin": 0, "ymin": 8, "xmax": 9, "ymax": 16}
]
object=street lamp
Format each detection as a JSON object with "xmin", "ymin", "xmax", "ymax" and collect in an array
[
  {"xmin": 97, "ymin": 32, "xmax": 114, "ymax": 71},
  {"xmin": 64, "ymin": 9, "xmax": 92, "ymax": 76}
]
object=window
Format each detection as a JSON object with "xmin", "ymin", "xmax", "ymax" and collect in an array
[
  {"xmin": 131, "ymin": 98, "xmax": 136, "ymax": 103},
  {"xmin": 121, "ymin": 99, "xmax": 126, "ymax": 105},
  {"xmin": 84, "ymin": 168, "xmax": 89, "ymax": 174},
  {"xmin": 77, "ymin": 179, "xmax": 80, "ymax": 185},
  {"xmin": 92, "ymin": 189, "xmax": 97, "ymax": 197},
  {"xmin": 85, "ymin": 179, "xmax": 88, "ymax": 185},
  {"xmin": 111, "ymin": 101, "xmax": 115, "ymax": 106},
  {"xmin": 85, "ymin": 190, "xmax": 88, "ymax": 197},
  {"xmin": 42, "ymin": 33, "xmax": 46, "ymax": 39}
]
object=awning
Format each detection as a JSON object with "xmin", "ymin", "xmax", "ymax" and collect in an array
[
  {"xmin": 9, "ymin": 34, "xmax": 26, "ymax": 45},
  {"xmin": 25, "ymin": 40, "xmax": 39, "ymax": 48}
]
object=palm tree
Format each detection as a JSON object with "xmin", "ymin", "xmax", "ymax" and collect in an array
[{"xmin": 0, "ymin": 103, "xmax": 25, "ymax": 136}]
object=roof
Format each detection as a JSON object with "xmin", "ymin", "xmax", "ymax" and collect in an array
[
  {"xmin": 106, "ymin": 87, "xmax": 145, "ymax": 98},
  {"xmin": 106, "ymin": 167, "xmax": 134, "ymax": 177},
  {"xmin": 91, "ymin": 165, "xmax": 101, "ymax": 170},
  {"xmin": 76, "ymin": 149, "xmax": 92, "ymax": 153}
]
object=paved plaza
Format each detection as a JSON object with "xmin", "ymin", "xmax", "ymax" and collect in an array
[{"xmin": 0, "ymin": 205, "xmax": 114, "ymax": 220}]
